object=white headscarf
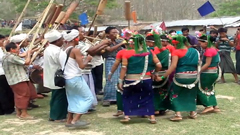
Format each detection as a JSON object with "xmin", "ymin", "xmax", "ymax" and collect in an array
[
  {"xmin": 44, "ymin": 30, "xmax": 62, "ymax": 43},
  {"xmin": 63, "ymin": 29, "xmax": 79, "ymax": 42},
  {"xmin": 10, "ymin": 34, "xmax": 28, "ymax": 43}
]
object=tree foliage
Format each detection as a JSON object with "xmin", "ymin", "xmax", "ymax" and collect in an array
[{"xmin": 211, "ymin": 0, "xmax": 240, "ymax": 17}]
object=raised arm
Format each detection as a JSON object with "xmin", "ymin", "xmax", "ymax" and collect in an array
[{"xmin": 73, "ymin": 48, "xmax": 92, "ymax": 69}]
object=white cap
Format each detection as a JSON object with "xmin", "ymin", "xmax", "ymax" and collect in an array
[
  {"xmin": 44, "ymin": 30, "xmax": 62, "ymax": 43},
  {"xmin": 63, "ymin": 29, "xmax": 79, "ymax": 42},
  {"xmin": 10, "ymin": 34, "xmax": 28, "ymax": 43}
]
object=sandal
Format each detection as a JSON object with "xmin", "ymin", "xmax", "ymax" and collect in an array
[
  {"xmin": 189, "ymin": 112, "xmax": 197, "ymax": 119},
  {"xmin": 201, "ymin": 107, "xmax": 214, "ymax": 114},
  {"xmin": 120, "ymin": 117, "xmax": 130, "ymax": 123},
  {"xmin": 113, "ymin": 111, "xmax": 124, "ymax": 117},
  {"xmin": 170, "ymin": 114, "xmax": 182, "ymax": 121},
  {"xmin": 148, "ymin": 118, "xmax": 157, "ymax": 124}
]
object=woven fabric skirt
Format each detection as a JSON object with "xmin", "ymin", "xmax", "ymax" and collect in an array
[
  {"xmin": 65, "ymin": 76, "xmax": 93, "ymax": 114},
  {"xmin": 153, "ymin": 81, "xmax": 169, "ymax": 111},
  {"xmin": 122, "ymin": 79, "xmax": 154, "ymax": 116},
  {"xmin": 103, "ymin": 58, "xmax": 120, "ymax": 101},
  {"xmin": 168, "ymin": 78, "xmax": 197, "ymax": 112},
  {"xmin": 197, "ymin": 72, "xmax": 218, "ymax": 107}
]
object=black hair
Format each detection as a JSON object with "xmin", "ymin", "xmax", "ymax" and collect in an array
[
  {"xmin": 146, "ymin": 35, "xmax": 154, "ymax": 41},
  {"xmin": 218, "ymin": 28, "xmax": 227, "ymax": 33},
  {"xmin": 210, "ymin": 30, "xmax": 218, "ymax": 35},
  {"xmin": 5, "ymin": 42, "xmax": 17, "ymax": 52},
  {"xmin": 160, "ymin": 35, "xmax": 168, "ymax": 40},
  {"xmin": 0, "ymin": 34, "xmax": 5, "ymax": 40},
  {"xmin": 181, "ymin": 27, "xmax": 189, "ymax": 32},
  {"xmin": 105, "ymin": 26, "xmax": 116, "ymax": 34},
  {"xmin": 88, "ymin": 31, "xmax": 94, "ymax": 36},
  {"xmin": 199, "ymin": 35, "xmax": 216, "ymax": 43},
  {"xmin": 169, "ymin": 30, "xmax": 176, "ymax": 34},
  {"xmin": 199, "ymin": 29, "xmax": 204, "ymax": 32},
  {"xmin": 71, "ymin": 25, "xmax": 80, "ymax": 30}
]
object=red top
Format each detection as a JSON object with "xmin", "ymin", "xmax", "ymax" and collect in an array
[
  {"xmin": 236, "ymin": 34, "xmax": 240, "ymax": 50},
  {"xmin": 172, "ymin": 49, "xmax": 188, "ymax": 58},
  {"xmin": 116, "ymin": 49, "xmax": 127, "ymax": 59},
  {"xmin": 204, "ymin": 48, "xmax": 218, "ymax": 57},
  {"xmin": 166, "ymin": 44, "xmax": 175, "ymax": 54},
  {"xmin": 153, "ymin": 47, "xmax": 167, "ymax": 54},
  {"xmin": 122, "ymin": 50, "xmax": 135, "ymax": 59}
]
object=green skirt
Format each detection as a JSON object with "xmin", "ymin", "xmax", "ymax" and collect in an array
[
  {"xmin": 197, "ymin": 73, "xmax": 218, "ymax": 107},
  {"xmin": 117, "ymin": 91, "xmax": 123, "ymax": 111},
  {"xmin": 153, "ymin": 81, "xmax": 169, "ymax": 111},
  {"xmin": 169, "ymin": 78, "xmax": 197, "ymax": 112}
]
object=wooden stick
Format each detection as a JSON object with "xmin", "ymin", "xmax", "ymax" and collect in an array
[
  {"xmin": 19, "ymin": 11, "xmax": 46, "ymax": 47},
  {"xmin": 87, "ymin": 14, "xmax": 97, "ymax": 34},
  {"xmin": 9, "ymin": 0, "xmax": 32, "ymax": 39},
  {"xmin": 84, "ymin": 36, "xmax": 101, "ymax": 41},
  {"xmin": 29, "ymin": 0, "xmax": 54, "ymax": 50},
  {"xmin": 49, "ymin": 4, "xmax": 63, "ymax": 27}
]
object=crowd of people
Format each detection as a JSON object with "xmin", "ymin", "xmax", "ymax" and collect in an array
[{"xmin": 0, "ymin": 24, "xmax": 240, "ymax": 129}]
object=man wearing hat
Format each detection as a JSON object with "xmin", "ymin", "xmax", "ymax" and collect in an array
[{"xmin": 44, "ymin": 30, "xmax": 68, "ymax": 122}]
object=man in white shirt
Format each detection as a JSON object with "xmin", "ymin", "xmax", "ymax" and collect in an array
[
  {"xmin": 44, "ymin": 30, "xmax": 68, "ymax": 122},
  {"xmin": 0, "ymin": 35, "xmax": 14, "ymax": 115}
]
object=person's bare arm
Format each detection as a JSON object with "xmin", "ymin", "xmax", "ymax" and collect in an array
[
  {"xmin": 118, "ymin": 58, "xmax": 128, "ymax": 91},
  {"xmin": 201, "ymin": 57, "xmax": 212, "ymax": 72},
  {"xmin": 24, "ymin": 50, "xmax": 31, "ymax": 65},
  {"xmin": 105, "ymin": 42, "xmax": 125, "ymax": 52},
  {"xmin": 108, "ymin": 59, "xmax": 121, "ymax": 80},
  {"xmin": 74, "ymin": 48, "xmax": 92, "ymax": 69}
]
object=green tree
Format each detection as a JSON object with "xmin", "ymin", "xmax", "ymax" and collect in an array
[{"xmin": 211, "ymin": 0, "xmax": 240, "ymax": 17}]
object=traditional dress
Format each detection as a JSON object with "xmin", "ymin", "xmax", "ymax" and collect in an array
[
  {"xmin": 153, "ymin": 46, "xmax": 170, "ymax": 112},
  {"xmin": 44, "ymin": 30, "xmax": 68, "ymax": 121},
  {"xmin": 168, "ymin": 37, "xmax": 199, "ymax": 112},
  {"xmin": 121, "ymin": 35, "xmax": 157, "ymax": 117},
  {"xmin": 197, "ymin": 48, "xmax": 220, "ymax": 107},
  {"xmin": 235, "ymin": 34, "xmax": 240, "ymax": 74}
]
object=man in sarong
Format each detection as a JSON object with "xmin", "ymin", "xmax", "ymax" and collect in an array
[
  {"xmin": 2, "ymin": 42, "xmax": 37, "ymax": 120},
  {"xmin": 44, "ymin": 30, "xmax": 68, "ymax": 122},
  {"xmin": 73, "ymin": 26, "xmax": 110, "ymax": 109},
  {"xmin": 102, "ymin": 27, "xmax": 126, "ymax": 107},
  {"xmin": 216, "ymin": 28, "xmax": 239, "ymax": 83}
]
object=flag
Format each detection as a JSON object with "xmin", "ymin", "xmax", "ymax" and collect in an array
[
  {"xmin": 79, "ymin": 13, "xmax": 89, "ymax": 25},
  {"xmin": 198, "ymin": 1, "xmax": 215, "ymax": 17},
  {"xmin": 132, "ymin": 11, "xmax": 137, "ymax": 23},
  {"xmin": 15, "ymin": 22, "xmax": 22, "ymax": 32},
  {"xmin": 160, "ymin": 21, "xmax": 167, "ymax": 31}
]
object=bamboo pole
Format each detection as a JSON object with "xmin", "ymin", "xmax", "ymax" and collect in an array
[
  {"xmin": 28, "ymin": 0, "xmax": 54, "ymax": 50},
  {"xmin": 9, "ymin": 0, "xmax": 32, "ymax": 39}
]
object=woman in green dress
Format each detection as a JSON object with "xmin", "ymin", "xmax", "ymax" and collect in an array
[
  {"xmin": 152, "ymin": 33, "xmax": 171, "ymax": 115},
  {"xmin": 197, "ymin": 35, "xmax": 221, "ymax": 114},
  {"xmin": 157, "ymin": 35, "xmax": 200, "ymax": 121}
]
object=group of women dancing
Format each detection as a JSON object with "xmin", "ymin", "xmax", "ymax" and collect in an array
[{"xmin": 109, "ymin": 30, "xmax": 221, "ymax": 124}]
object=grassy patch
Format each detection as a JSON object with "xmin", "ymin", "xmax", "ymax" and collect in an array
[{"xmin": 0, "ymin": 28, "xmax": 11, "ymax": 36}]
